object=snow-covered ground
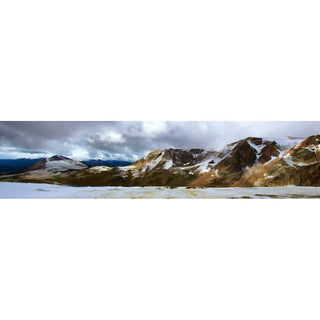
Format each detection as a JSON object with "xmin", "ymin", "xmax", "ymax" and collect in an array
[{"xmin": 1, "ymin": 182, "xmax": 320, "ymax": 198}]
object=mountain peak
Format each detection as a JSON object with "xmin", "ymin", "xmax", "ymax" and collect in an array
[
  {"xmin": 48, "ymin": 155, "xmax": 72, "ymax": 161},
  {"xmin": 297, "ymin": 135, "xmax": 320, "ymax": 147},
  {"xmin": 27, "ymin": 155, "xmax": 87, "ymax": 172},
  {"xmin": 245, "ymin": 137, "xmax": 264, "ymax": 145}
]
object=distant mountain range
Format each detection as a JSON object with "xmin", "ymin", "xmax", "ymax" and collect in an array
[
  {"xmin": 0, "ymin": 158, "xmax": 132, "ymax": 175},
  {"xmin": 0, "ymin": 158, "xmax": 42, "ymax": 175},
  {"xmin": 1, "ymin": 135, "xmax": 320, "ymax": 187},
  {"xmin": 82, "ymin": 159, "xmax": 132, "ymax": 168}
]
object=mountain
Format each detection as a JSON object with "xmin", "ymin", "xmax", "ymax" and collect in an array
[
  {"xmin": 1, "ymin": 136, "xmax": 320, "ymax": 188},
  {"xmin": 42, "ymin": 148, "xmax": 217, "ymax": 187},
  {"xmin": 0, "ymin": 157, "xmax": 132, "ymax": 175},
  {"xmin": 0, "ymin": 155, "xmax": 88, "ymax": 182},
  {"xmin": 82, "ymin": 159, "xmax": 132, "ymax": 167},
  {"xmin": 188, "ymin": 137, "xmax": 284, "ymax": 187},
  {"xmin": 27, "ymin": 155, "xmax": 87, "ymax": 172},
  {"xmin": 237, "ymin": 135, "xmax": 320, "ymax": 187}
]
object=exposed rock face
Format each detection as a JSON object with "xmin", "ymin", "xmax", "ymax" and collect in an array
[
  {"xmin": 210, "ymin": 140, "xmax": 257, "ymax": 186},
  {"xmin": 48, "ymin": 155, "xmax": 70, "ymax": 161},
  {"xmin": 165, "ymin": 148, "xmax": 207, "ymax": 166},
  {"xmin": 2, "ymin": 136, "xmax": 320, "ymax": 187},
  {"xmin": 218, "ymin": 140, "xmax": 257, "ymax": 170},
  {"xmin": 258, "ymin": 141, "xmax": 281, "ymax": 164}
]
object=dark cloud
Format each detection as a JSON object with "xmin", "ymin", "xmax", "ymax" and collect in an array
[{"xmin": 0, "ymin": 121, "xmax": 319, "ymax": 160}]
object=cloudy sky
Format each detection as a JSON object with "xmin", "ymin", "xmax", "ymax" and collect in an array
[{"xmin": 0, "ymin": 121, "xmax": 319, "ymax": 160}]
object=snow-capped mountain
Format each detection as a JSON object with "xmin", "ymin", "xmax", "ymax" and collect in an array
[
  {"xmin": 2, "ymin": 136, "xmax": 320, "ymax": 187},
  {"xmin": 28, "ymin": 155, "xmax": 87, "ymax": 172}
]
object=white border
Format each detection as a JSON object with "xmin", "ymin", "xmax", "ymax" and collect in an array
[
  {"xmin": 1, "ymin": 1, "xmax": 319, "ymax": 121},
  {"xmin": 1, "ymin": 200, "xmax": 320, "ymax": 320}
]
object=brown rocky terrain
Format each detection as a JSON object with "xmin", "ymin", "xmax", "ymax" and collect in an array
[
  {"xmin": 257, "ymin": 141, "xmax": 281, "ymax": 164},
  {"xmin": 237, "ymin": 135, "xmax": 320, "ymax": 187}
]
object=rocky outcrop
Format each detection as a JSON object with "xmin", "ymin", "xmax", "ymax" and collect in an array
[{"xmin": 258, "ymin": 141, "xmax": 281, "ymax": 164}]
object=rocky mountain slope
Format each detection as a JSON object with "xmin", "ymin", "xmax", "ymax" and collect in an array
[
  {"xmin": 2, "ymin": 135, "xmax": 320, "ymax": 187},
  {"xmin": 237, "ymin": 135, "xmax": 320, "ymax": 187}
]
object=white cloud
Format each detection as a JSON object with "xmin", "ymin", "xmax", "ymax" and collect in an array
[
  {"xmin": 142, "ymin": 121, "xmax": 167, "ymax": 137},
  {"xmin": 1, "ymin": 121, "xmax": 319, "ymax": 161},
  {"xmin": 0, "ymin": 147, "xmax": 50, "ymax": 159},
  {"xmin": 87, "ymin": 132, "xmax": 125, "ymax": 144},
  {"xmin": 69, "ymin": 147, "xmax": 90, "ymax": 160}
]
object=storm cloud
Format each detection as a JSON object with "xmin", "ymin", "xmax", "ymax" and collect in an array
[{"xmin": 0, "ymin": 121, "xmax": 319, "ymax": 160}]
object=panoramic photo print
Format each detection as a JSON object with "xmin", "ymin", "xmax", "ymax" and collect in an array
[{"xmin": 0, "ymin": 121, "xmax": 320, "ymax": 199}]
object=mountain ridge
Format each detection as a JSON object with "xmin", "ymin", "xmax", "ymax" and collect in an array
[{"xmin": 1, "ymin": 135, "xmax": 320, "ymax": 187}]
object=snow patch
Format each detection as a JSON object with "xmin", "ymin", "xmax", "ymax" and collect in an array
[
  {"xmin": 2, "ymin": 182, "xmax": 320, "ymax": 199},
  {"xmin": 305, "ymin": 144, "xmax": 320, "ymax": 153},
  {"xmin": 163, "ymin": 159, "xmax": 173, "ymax": 170},
  {"xmin": 247, "ymin": 140, "xmax": 265, "ymax": 154},
  {"xmin": 141, "ymin": 152, "xmax": 163, "ymax": 172},
  {"xmin": 89, "ymin": 166, "xmax": 112, "ymax": 172},
  {"xmin": 41, "ymin": 159, "xmax": 86, "ymax": 172},
  {"xmin": 283, "ymin": 153, "xmax": 295, "ymax": 166}
]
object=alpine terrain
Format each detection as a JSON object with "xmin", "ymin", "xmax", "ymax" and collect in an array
[{"xmin": 1, "ymin": 135, "xmax": 320, "ymax": 188}]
